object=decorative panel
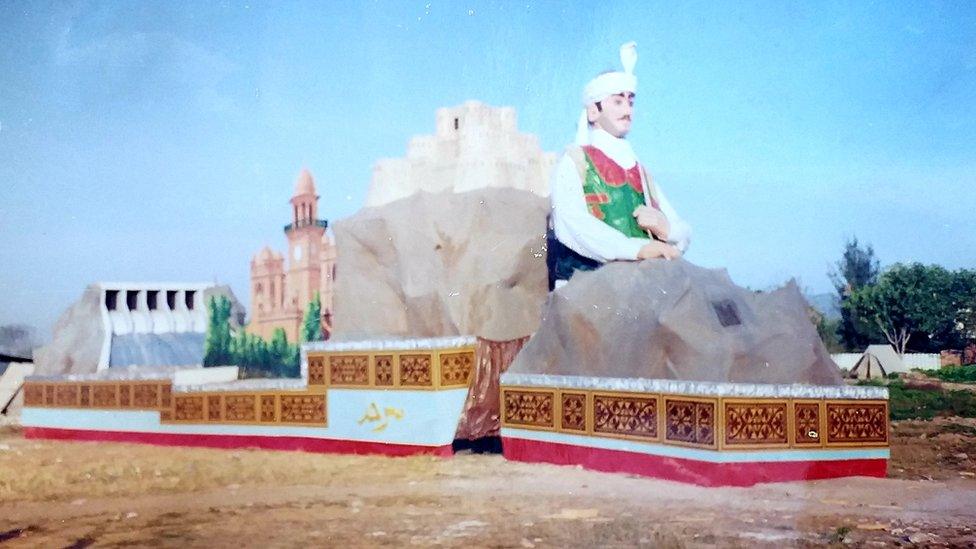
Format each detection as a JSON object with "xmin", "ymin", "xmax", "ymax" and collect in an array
[
  {"xmin": 826, "ymin": 402, "xmax": 888, "ymax": 445},
  {"xmin": 374, "ymin": 355, "xmax": 394, "ymax": 386},
  {"xmin": 502, "ymin": 389, "xmax": 555, "ymax": 429},
  {"xmin": 224, "ymin": 395, "xmax": 257, "ymax": 422},
  {"xmin": 723, "ymin": 401, "xmax": 788, "ymax": 446},
  {"xmin": 92, "ymin": 384, "xmax": 117, "ymax": 408},
  {"xmin": 119, "ymin": 384, "xmax": 132, "ymax": 407},
  {"xmin": 79, "ymin": 385, "xmax": 92, "ymax": 407},
  {"xmin": 207, "ymin": 395, "xmax": 222, "ymax": 421},
  {"xmin": 160, "ymin": 384, "xmax": 172, "ymax": 408},
  {"xmin": 329, "ymin": 355, "xmax": 369, "ymax": 386},
  {"xmin": 133, "ymin": 384, "xmax": 160, "ymax": 408},
  {"xmin": 399, "ymin": 354, "xmax": 433, "ymax": 387},
  {"xmin": 23, "ymin": 384, "xmax": 44, "ymax": 406},
  {"xmin": 794, "ymin": 402, "xmax": 822, "ymax": 445},
  {"xmin": 44, "ymin": 385, "xmax": 55, "ymax": 406},
  {"xmin": 260, "ymin": 395, "xmax": 277, "ymax": 422},
  {"xmin": 593, "ymin": 394, "xmax": 657, "ymax": 439},
  {"xmin": 54, "ymin": 384, "xmax": 78, "ymax": 407},
  {"xmin": 561, "ymin": 392, "xmax": 587, "ymax": 432},
  {"xmin": 439, "ymin": 351, "xmax": 474, "ymax": 387},
  {"xmin": 174, "ymin": 396, "xmax": 205, "ymax": 421},
  {"xmin": 308, "ymin": 356, "xmax": 326, "ymax": 386},
  {"xmin": 665, "ymin": 398, "xmax": 715, "ymax": 447},
  {"xmin": 280, "ymin": 394, "xmax": 327, "ymax": 424}
]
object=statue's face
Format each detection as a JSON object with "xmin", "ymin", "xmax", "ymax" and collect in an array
[{"xmin": 587, "ymin": 92, "xmax": 634, "ymax": 138}]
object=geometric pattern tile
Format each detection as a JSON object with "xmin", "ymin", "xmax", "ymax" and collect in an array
[
  {"xmin": 174, "ymin": 395, "xmax": 205, "ymax": 421},
  {"xmin": 723, "ymin": 401, "xmax": 787, "ymax": 446},
  {"xmin": 79, "ymin": 385, "xmax": 92, "ymax": 407},
  {"xmin": 24, "ymin": 383, "xmax": 44, "ymax": 406},
  {"xmin": 308, "ymin": 356, "xmax": 326, "ymax": 386},
  {"xmin": 54, "ymin": 384, "xmax": 78, "ymax": 407},
  {"xmin": 826, "ymin": 402, "xmax": 888, "ymax": 444},
  {"xmin": 224, "ymin": 395, "xmax": 257, "ymax": 422},
  {"xmin": 794, "ymin": 402, "xmax": 822, "ymax": 445},
  {"xmin": 374, "ymin": 355, "xmax": 394, "ymax": 386},
  {"xmin": 439, "ymin": 351, "xmax": 474, "ymax": 387},
  {"xmin": 561, "ymin": 392, "xmax": 587, "ymax": 432},
  {"xmin": 280, "ymin": 394, "xmax": 327, "ymax": 424},
  {"xmin": 665, "ymin": 398, "xmax": 715, "ymax": 447},
  {"xmin": 399, "ymin": 354, "xmax": 433, "ymax": 387},
  {"xmin": 503, "ymin": 390, "xmax": 554, "ymax": 429},
  {"xmin": 593, "ymin": 394, "xmax": 657, "ymax": 439},
  {"xmin": 133, "ymin": 384, "xmax": 160, "ymax": 408},
  {"xmin": 260, "ymin": 395, "xmax": 277, "ymax": 422},
  {"xmin": 92, "ymin": 384, "xmax": 117, "ymax": 408},
  {"xmin": 329, "ymin": 355, "xmax": 370, "ymax": 385},
  {"xmin": 207, "ymin": 395, "xmax": 222, "ymax": 421}
]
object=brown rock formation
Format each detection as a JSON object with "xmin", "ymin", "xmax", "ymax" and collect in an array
[
  {"xmin": 331, "ymin": 188, "xmax": 549, "ymax": 342},
  {"xmin": 509, "ymin": 260, "xmax": 844, "ymax": 385}
]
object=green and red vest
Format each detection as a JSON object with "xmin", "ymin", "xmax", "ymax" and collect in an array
[
  {"xmin": 572, "ymin": 145, "xmax": 660, "ymax": 238},
  {"xmin": 547, "ymin": 145, "xmax": 662, "ymax": 289}
]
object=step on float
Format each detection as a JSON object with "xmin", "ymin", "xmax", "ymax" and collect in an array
[{"xmin": 21, "ymin": 336, "xmax": 477, "ymax": 457}]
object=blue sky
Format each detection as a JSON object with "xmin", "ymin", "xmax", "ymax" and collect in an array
[{"xmin": 1, "ymin": 1, "xmax": 974, "ymax": 339}]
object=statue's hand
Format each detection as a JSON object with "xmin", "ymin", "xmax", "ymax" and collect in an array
[
  {"xmin": 633, "ymin": 206, "xmax": 670, "ymax": 240},
  {"xmin": 637, "ymin": 240, "xmax": 681, "ymax": 261}
]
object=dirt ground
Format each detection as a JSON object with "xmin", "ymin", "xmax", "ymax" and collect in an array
[{"xmin": 1, "ymin": 420, "xmax": 975, "ymax": 548}]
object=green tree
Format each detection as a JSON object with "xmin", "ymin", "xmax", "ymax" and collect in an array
[
  {"xmin": 301, "ymin": 292, "xmax": 323, "ymax": 343},
  {"xmin": 952, "ymin": 269, "xmax": 976, "ymax": 348},
  {"xmin": 847, "ymin": 263, "xmax": 960, "ymax": 355},
  {"xmin": 203, "ymin": 296, "xmax": 233, "ymax": 366},
  {"xmin": 829, "ymin": 237, "xmax": 880, "ymax": 351}
]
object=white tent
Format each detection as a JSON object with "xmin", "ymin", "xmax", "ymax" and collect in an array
[{"xmin": 848, "ymin": 344, "xmax": 907, "ymax": 379}]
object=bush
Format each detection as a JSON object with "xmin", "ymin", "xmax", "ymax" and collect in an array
[
  {"xmin": 926, "ymin": 364, "xmax": 976, "ymax": 384},
  {"xmin": 858, "ymin": 379, "xmax": 976, "ymax": 420}
]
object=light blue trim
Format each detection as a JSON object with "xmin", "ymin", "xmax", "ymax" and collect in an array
[
  {"xmin": 501, "ymin": 427, "xmax": 889, "ymax": 463},
  {"xmin": 22, "ymin": 386, "xmax": 469, "ymax": 447}
]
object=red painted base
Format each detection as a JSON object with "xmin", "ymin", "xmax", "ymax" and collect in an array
[
  {"xmin": 24, "ymin": 427, "xmax": 454, "ymax": 458},
  {"xmin": 502, "ymin": 437, "xmax": 887, "ymax": 487}
]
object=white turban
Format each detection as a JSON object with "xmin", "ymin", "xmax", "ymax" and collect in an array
[{"xmin": 576, "ymin": 42, "xmax": 638, "ymax": 145}]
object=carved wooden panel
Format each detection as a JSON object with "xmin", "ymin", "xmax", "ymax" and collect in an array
[
  {"xmin": 174, "ymin": 395, "xmax": 204, "ymax": 421},
  {"xmin": 794, "ymin": 402, "xmax": 822, "ymax": 445},
  {"xmin": 723, "ymin": 401, "xmax": 788, "ymax": 446},
  {"xmin": 132, "ymin": 384, "xmax": 160, "ymax": 408},
  {"xmin": 119, "ymin": 384, "xmax": 132, "ymax": 407},
  {"xmin": 54, "ymin": 384, "xmax": 78, "ymax": 407},
  {"xmin": 79, "ymin": 385, "xmax": 92, "ymax": 407},
  {"xmin": 23, "ymin": 384, "xmax": 44, "ymax": 406},
  {"xmin": 826, "ymin": 402, "xmax": 888, "ymax": 445},
  {"xmin": 307, "ymin": 356, "xmax": 326, "ymax": 386},
  {"xmin": 160, "ymin": 384, "xmax": 172, "ymax": 408},
  {"xmin": 593, "ymin": 394, "xmax": 657, "ymax": 439},
  {"xmin": 503, "ymin": 389, "xmax": 555, "ymax": 429},
  {"xmin": 439, "ymin": 351, "xmax": 474, "ymax": 387},
  {"xmin": 399, "ymin": 354, "xmax": 433, "ymax": 386},
  {"xmin": 44, "ymin": 385, "xmax": 55, "ymax": 406},
  {"xmin": 92, "ymin": 384, "xmax": 117, "ymax": 408},
  {"xmin": 329, "ymin": 355, "xmax": 369, "ymax": 385},
  {"xmin": 560, "ymin": 392, "xmax": 587, "ymax": 432},
  {"xmin": 260, "ymin": 395, "xmax": 277, "ymax": 422},
  {"xmin": 374, "ymin": 355, "xmax": 394, "ymax": 386},
  {"xmin": 280, "ymin": 394, "xmax": 327, "ymax": 424},
  {"xmin": 224, "ymin": 395, "xmax": 257, "ymax": 422},
  {"xmin": 665, "ymin": 398, "xmax": 715, "ymax": 447},
  {"xmin": 207, "ymin": 395, "xmax": 222, "ymax": 421}
]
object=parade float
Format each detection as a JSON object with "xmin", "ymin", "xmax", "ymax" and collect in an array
[
  {"xmin": 18, "ymin": 101, "xmax": 889, "ymax": 486},
  {"xmin": 500, "ymin": 260, "xmax": 889, "ymax": 486}
]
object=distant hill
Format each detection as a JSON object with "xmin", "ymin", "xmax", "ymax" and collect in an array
[{"xmin": 805, "ymin": 292, "xmax": 841, "ymax": 321}]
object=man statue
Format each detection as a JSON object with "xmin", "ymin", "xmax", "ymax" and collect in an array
[{"xmin": 548, "ymin": 42, "xmax": 692, "ymax": 290}]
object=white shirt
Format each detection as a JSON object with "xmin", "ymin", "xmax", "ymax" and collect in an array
[{"xmin": 550, "ymin": 128, "xmax": 692, "ymax": 262}]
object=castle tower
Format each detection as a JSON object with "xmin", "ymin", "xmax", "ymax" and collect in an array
[
  {"xmin": 284, "ymin": 169, "xmax": 326, "ymax": 319},
  {"xmin": 319, "ymin": 231, "xmax": 337, "ymax": 339},
  {"xmin": 248, "ymin": 246, "xmax": 286, "ymax": 339},
  {"xmin": 247, "ymin": 168, "xmax": 334, "ymax": 343}
]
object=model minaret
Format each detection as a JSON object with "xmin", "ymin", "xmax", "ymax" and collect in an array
[{"xmin": 285, "ymin": 169, "xmax": 326, "ymax": 316}]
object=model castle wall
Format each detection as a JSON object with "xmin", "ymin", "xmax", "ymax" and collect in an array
[{"xmin": 365, "ymin": 101, "xmax": 556, "ymax": 207}]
